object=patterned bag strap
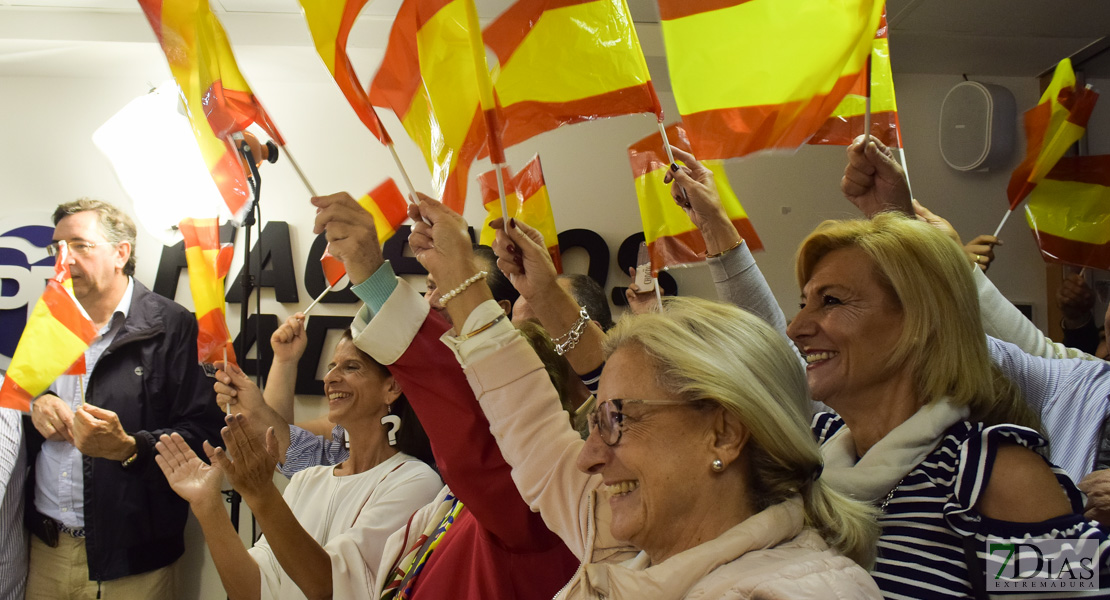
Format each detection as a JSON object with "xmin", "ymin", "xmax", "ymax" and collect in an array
[{"xmin": 380, "ymin": 494, "xmax": 463, "ymax": 600}]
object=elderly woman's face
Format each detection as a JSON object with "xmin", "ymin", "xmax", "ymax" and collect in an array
[
  {"xmin": 576, "ymin": 344, "xmax": 717, "ymax": 559},
  {"xmin": 786, "ymin": 247, "xmax": 904, "ymax": 408}
]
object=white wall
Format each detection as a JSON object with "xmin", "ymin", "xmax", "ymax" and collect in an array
[{"xmin": 0, "ymin": 39, "xmax": 1063, "ymax": 599}]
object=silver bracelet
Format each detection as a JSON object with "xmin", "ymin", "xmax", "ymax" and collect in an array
[
  {"xmin": 553, "ymin": 307, "xmax": 590, "ymax": 356},
  {"xmin": 439, "ymin": 271, "xmax": 488, "ymax": 306}
]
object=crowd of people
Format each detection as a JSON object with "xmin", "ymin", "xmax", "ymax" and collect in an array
[{"xmin": 6, "ymin": 133, "xmax": 1110, "ymax": 599}]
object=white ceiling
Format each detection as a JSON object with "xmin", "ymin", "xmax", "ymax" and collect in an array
[{"xmin": 0, "ymin": 0, "xmax": 1106, "ymax": 81}]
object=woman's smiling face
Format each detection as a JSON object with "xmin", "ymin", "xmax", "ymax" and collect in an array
[
  {"xmin": 786, "ymin": 246, "xmax": 906, "ymax": 409},
  {"xmin": 323, "ymin": 338, "xmax": 392, "ymax": 426},
  {"xmin": 576, "ymin": 344, "xmax": 719, "ymax": 561}
]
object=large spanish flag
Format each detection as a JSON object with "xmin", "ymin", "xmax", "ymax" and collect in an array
[
  {"xmin": 320, "ymin": 179, "xmax": 410, "ymax": 287},
  {"xmin": 481, "ymin": 0, "xmax": 662, "ymax": 153},
  {"xmin": 369, "ymin": 0, "xmax": 487, "ymax": 214},
  {"xmin": 1026, "ymin": 155, "xmax": 1110, "ymax": 270},
  {"xmin": 658, "ymin": 0, "xmax": 883, "ymax": 160},
  {"xmin": 1008, "ymin": 58, "xmax": 1099, "ymax": 209},
  {"xmin": 0, "ymin": 243, "xmax": 98, "ymax": 412},
  {"xmin": 139, "ymin": 0, "xmax": 285, "ymax": 225},
  {"xmin": 809, "ymin": 8, "xmax": 900, "ymax": 147},
  {"xmin": 478, "ymin": 155, "xmax": 563, "ymax": 272},
  {"xmin": 299, "ymin": 0, "xmax": 392, "ymax": 144},
  {"xmin": 629, "ymin": 123, "xmax": 762, "ymax": 274},
  {"xmin": 179, "ymin": 218, "xmax": 237, "ymax": 366}
]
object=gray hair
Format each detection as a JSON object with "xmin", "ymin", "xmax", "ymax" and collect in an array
[{"xmin": 53, "ymin": 199, "xmax": 137, "ymax": 276}]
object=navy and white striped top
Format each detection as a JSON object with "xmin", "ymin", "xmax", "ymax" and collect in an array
[{"xmin": 814, "ymin": 412, "xmax": 1110, "ymax": 599}]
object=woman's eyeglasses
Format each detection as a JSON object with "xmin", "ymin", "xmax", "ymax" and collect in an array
[
  {"xmin": 586, "ymin": 398, "xmax": 698, "ymax": 446},
  {"xmin": 46, "ymin": 241, "xmax": 113, "ymax": 257}
]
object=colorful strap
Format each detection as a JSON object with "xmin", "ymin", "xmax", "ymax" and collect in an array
[{"xmin": 380, "ymin": 493, "xmax": 464, "ymax": 600}]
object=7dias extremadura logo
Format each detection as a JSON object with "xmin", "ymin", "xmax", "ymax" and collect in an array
[{"xmin": 988, "ymin": 538, "xmax": 1100, "ymax": 592}]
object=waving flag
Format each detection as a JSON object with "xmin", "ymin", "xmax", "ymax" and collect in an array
[
  {"xmin": 657, "ymin": 0, "xmax": 883, "ymax": 160},
  {"xmin": 369, "ymin": 0, "xmax": 487, "ymax": 213},
  {"xmin": 139, "ymin": 0, "xmax": 285, "ymax": 224},
  {"xmin": 481, "ymin": 0, "xmax": 662, "ymax": 154},
  {"xmin": 629, "ymin": 124, "xmax": 762, "ymax": 274},
  {"xmin": 1026, "ymin": 155, "xmax": 1110, "ymax": 270},
  {"xmin": 478, "ymin": 155, "xmax": 562, "ymax": 272},
  {"xmin": 320, "ymin": 179, "xmax": 410, "ymax": 287},
  {"xmin": 0, "ymin": 243, "xmax": 97, "ymax": 412},
  {"xmin": 1008, "ymin": 59, "xmax": 1099, "ymax": 209},
  {"xmin": 809, "ymin": 8, "xmax": 900, "ymax": 147},
  {"xmin": 179, "ymin": 218, "xmax": 237, "ymax": 366},
  {"xmin": 299, "ymin": 0, "xmax": 392, "ymax": 144}
]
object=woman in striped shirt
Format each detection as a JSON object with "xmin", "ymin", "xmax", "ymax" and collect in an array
[{"xmin": 787, "ymin": 214, "xmax": 1107, "ymax": 598}]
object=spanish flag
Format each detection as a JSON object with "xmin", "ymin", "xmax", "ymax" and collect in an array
[
  {"xmin": 629, "ymin": 124, "xmax": 762, "ymax": 274},
  {"xmin": 139, "ymin": 0, "xmax": 285, "ymax": 225},
  {"xmin": 320, "ymin": 179, "xmax": 410, "ymax": 287},
  {"xmin": 658, "ymin": 0, "xmax": 883, "ymax": 160},
  {"xmin": 1026, "ymin": 155, "xmax": 1110, "ymax": 270},
  {"xmin": 481, "ymin": 0, "xmax": 663, "ymax": 154},
  {"xmin": 0, "ymin": 243, "xmax": 98, "ymax": 412},
  {"xmin": 1008, "ymin": 59, "xmax": 1099, "ymax": 209},
  {"xmin": 179, "ymin": 218, "xmax": 237, "ymax": 367},
  {"xmin": 809, "ymin": 8, "xmax": 900, "ymax": 148},
  {"xmin": 369, "ymin": 0, "xmax": 487, "ymax": 214},
  {"xmin": 299, "ymin": 0, "xmax": 392, "ymax": 144},
  {"xmin": 478, "ymin": 155, "xmax": 562, "ymax": 272}
]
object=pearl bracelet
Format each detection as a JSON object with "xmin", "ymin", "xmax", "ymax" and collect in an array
[{"xmin": 439, "ymin": 271, "xmax": 488, "ymax": 306}]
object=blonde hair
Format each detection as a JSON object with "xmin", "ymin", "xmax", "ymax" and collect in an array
[
  {"xmin": 605, "ymin": 297, "xmax": 880, "ymax": 566},
  {"xmin": 795, "ymin": 214, "xmax": 1039, "ymax": 431}
]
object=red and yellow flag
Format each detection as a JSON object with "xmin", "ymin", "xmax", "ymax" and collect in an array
[
  {"xmin": 809, "ymin": 8, "xmax": 900, "ymax": 148},
  {"xmin": 481, "ymin": 0, "xmax": 663, "ymax": 154},
  {"xmin": 369, "ymin": 0, "xmax": 487, "ymax": 214},
  {"xmin": 1026, "ymin": 155, "xmax": 1110, "ymax": 270},
  {"xmin": 320, "ymin": 179, "xmax": 410, "ymax": 287},
  {"xmin": 139, "ymin": 0, "xmax": 285, "ymax": 224},
  {"xmin": 478, "ymin": 155, "xmax": 562, "ymax": 272},
  {"xmin": 0, "ymin": 243, "xmax": 98, "ymax": 412},
  {"xmin": 657, "ymin": 0, "xmax": 883, "ymax": 160},
  {"xmin": 179, "ymin": 218, "xmax": 237, "ymax": 366},
  {"xmin": 299, "ymin": 0, "xmax": 392, "ymax": 144},
  {"xmin": 1008, "ymin": 59, "xmax": 1099, "ymax": 209},
  {"xmin": 628, "ymin": 124, "xmax": 762, "ymax": 274}
]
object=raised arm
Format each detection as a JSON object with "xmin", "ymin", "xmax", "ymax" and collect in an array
[
  {"xmin": 340, "ymin": 191, "xmax": 566, "ymax": 550},
  {"xmin": 155, "ymin": 432, "xmax": 261, "ymax": 600},
  {"xmin": 410, "ymin": 197, "xmax": 596, "ymax": 556},
  {"xmin": 665, "ymin": 147, "xmax": 790, "ymax": 341},
  {"xmin": 492, "ymin": 216, "xmax": 606, "ymax": 377},
  {"xmin": 211, "ymin": 415, "xmax": 334, "ymax": 600},
  {"xmin": 263, "ymin": 314, "xmax": 307, "ymax": 425}
]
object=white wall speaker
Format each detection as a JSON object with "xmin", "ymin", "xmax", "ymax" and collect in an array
[{"xmin": 939, "ymin": 81, "xmax": 1016, "ymax": 172}]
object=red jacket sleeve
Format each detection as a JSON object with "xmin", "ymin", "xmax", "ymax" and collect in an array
[{"xmin": 387, "ymin": 311, "xmax": 565, "ymax": 552}]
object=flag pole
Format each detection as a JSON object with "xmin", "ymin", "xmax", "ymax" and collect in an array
[
  {"xmin": 863, "ymin": 55, "xmax": 873, "ymax": 146},
  {"xmin": 895, "ymin": 122, "xmax": 914, "ymax": 200},
  {"xmin": 656, "ymin": 123, "xmax": 690, "ymax": 205},
  {"xmin": 301, "ymin": 284, "xmax": 332, "ymax": 317},
  {"xmin": 386, "ymin": 141, "xmax": 422, "ymax": 206},
  {"xmin": 463, "ymin": 0, "xmax": 511, "ymax": 229},
  {"xmin": 79, "ymin": 376, "xmax": 86, "ymax": 407},
  {"xmin": 992, "ymin": 208, "xmax": 1013, "ymax": 238},
  {"xmin": 653, "ymin": 277, "xmax": 663, "ymax": 310},
  {"xmin": 277, "ymin": 144, "xmax": 319, "ymax": 197}
]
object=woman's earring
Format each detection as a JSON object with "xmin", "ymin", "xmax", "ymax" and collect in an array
[
  {"xmin": 711, "ymin": 459, "xmax": 725, "ymax": 472},
  {"xmin": 381, "ymin": 403, "xmax": 402, "ymax": 447}
]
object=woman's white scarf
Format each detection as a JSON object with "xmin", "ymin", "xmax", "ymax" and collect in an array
[{"xmin": 821, "ymin": 398, "xmax": 969, "ymax": 503}]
